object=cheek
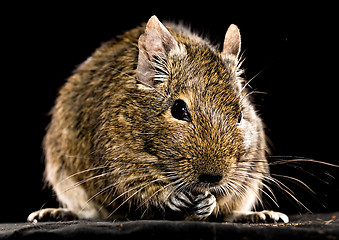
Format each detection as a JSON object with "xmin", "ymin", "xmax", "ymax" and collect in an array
[
  {"xmin": 239, "ymin": 120, "xmax": 256, "ymax": 149},
  {"xmin": 163, "ymin": 111, "xmax": 189, "ymax": 139}
]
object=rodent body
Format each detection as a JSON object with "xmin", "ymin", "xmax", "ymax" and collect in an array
[{"xmin": 28, "ymin": 16, "xmax": 288, "ymax": 223}]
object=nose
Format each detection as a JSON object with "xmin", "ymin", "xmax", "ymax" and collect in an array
[{"xmin": 198, "ymin": 174, "xmax": 222, "ymax": 183}]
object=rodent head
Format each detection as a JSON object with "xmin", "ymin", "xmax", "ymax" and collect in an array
[{"xmin": 128, "ymin": 16, "xmax": 267, "ymax": 193}]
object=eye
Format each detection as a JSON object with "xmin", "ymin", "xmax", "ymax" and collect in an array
[
  {"xmin": 171, "ymin": 99, "xmax": 191, "ymax": 122},
  {"xmin": 236, "ymin": 111, "xmax": 243, "ymax": 125}
]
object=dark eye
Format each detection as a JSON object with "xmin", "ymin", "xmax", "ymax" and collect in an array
[
  {"xmin": 171, "ymin": 99, "xmax": 191, "ymax": 122},
  {"xmin": 237, "ymin": 111, "xmax": 243, "ymax": 125}
]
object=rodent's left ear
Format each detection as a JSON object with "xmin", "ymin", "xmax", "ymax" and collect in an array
[
  {"xmin": 137, "ymin": 16, "xmax": 181, "ymax": 88},
  {"xmin": 221, "ymin": 24, "xmax": 241, "ymax": 59}
]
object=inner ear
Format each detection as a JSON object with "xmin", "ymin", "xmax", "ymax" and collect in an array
[
  {"xmin": 136, "ymin": 16, "xmax": 180, "ymax": 88},
  {"xmin": 221, "ymin": 24, "xmax": 241, "ymax": 59}
]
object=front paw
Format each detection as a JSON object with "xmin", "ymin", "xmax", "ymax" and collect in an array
[
  {"xmin": 191, "ymin": 191, "xmax": 216, "ymax": 220},
  {"xmin": 167, "ymin": 191, "xmax": 195, "ymax": 212},
  {"xmin": 167, "ymin": 191, "xmax": 216, "ymax": 220},
  {"xmin": 27, "ymin": 208, "xmax": 78, "ymax": 222}
]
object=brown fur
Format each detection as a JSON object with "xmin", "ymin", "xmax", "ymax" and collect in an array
[{"xmin": 28, "ymin": 16, "xmax": 288, "ymax": 223}]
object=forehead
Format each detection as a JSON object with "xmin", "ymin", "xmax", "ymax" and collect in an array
[
  {"xmin": 185, "ymin": 43, "xmax": 231, "ymax": 81},
  {"xmin": 169, "ymin": 42, "xmax": 239, "ymax": 107}
]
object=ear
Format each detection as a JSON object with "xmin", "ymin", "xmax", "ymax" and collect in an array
[
  {"xmin": 221, "ymin": 24, "xmax": 241, "ymax": 59},
  {"xmin": 136, "ymin": 15, "xmax": 180, "ymax": 87}
]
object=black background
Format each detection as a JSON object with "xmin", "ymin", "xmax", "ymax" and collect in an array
[{"xmin": 3, "ymin": 3, "xmax": 339, "ymax": 222}]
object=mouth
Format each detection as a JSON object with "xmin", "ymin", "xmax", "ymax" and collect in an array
[
  {"xmin": 175, "ymin": 171, "xmax": 225, "ymax": 197},
  {"xmin": 190, "ymin": 182, "xmax": 222, "ymax": 196}
]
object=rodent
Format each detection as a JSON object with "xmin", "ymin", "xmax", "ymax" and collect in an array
[{"xmin": 28, "ymin": 15, "xmax": 289, "ymax": 223}]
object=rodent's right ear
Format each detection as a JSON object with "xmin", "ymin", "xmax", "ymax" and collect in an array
[
  {"xmin": 136, "ymin": 15, "xmax": 181, "ymax": 88},
  {"xmin": 222, "ymin": 24, "xmax": 241, "ymax": 60}
]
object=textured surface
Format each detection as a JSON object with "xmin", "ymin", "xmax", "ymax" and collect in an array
[{"xmin": 1, "ymin": 212, "xmax": 338, "ymax": 239}]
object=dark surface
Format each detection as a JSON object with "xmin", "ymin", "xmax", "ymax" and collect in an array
[{"xmin": 1, "ymin": 212, "xmax": 338, "ymax": 240}]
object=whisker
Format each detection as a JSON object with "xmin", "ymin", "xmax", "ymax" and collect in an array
[
  {"xmin": 166, "ymin": 180, "xmax": 187, "ymax": 200},
  {"xmin": 62, "ymin": 171, "xmax": 112, "ymax": 193},
  {"xmin": 232, "ymin": 171, "xmax": 279, "ymax": 209},
  {"xmin": 271, "ymin": 173, "xmax": 315, "ymax": 194},
  {"xmin": 136, "ymin": 177, "xmax": 182, "ymax": 211},
  {"xmin": 268, "ymin": 157, "xmax": 339, "ymax": 168},
  {"xmin": 109, "ymin": 66, "xmax": 165, "ymax": 98},
  {"xmin": 243, "ymin": 90, "xmax": 268, "ymax": 99},
  {"xmin": 230, "ymin": 177, "xmax": 264, "ymax": 208},
  {"xmin": 56, "ymin": 165, "xmax": 108, "ymax": 186},
  {"xmin": 87, "ymin": 171, "xmax": 176, "ymax": 204},
  {"xmin": 264, "ymin": 175, "xmax": 312, "ymax": 213},
  {"xmin": 241, "ymin": 65, "xmax": 269, "ymax": 92},
  {"xmin": 60, "ymin": 166, "xmax": 156, "ymax": 194},
  {"xmin": 236, "ymin": 154, "xmax": 314, "ymax": 213},
  {"xmin": 93, "ymin": 173, "xmax": 173, "ymax": 215},
  {"xmin": 106, "ymin": 175, "xmax": 173, "ymax": 218}
]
